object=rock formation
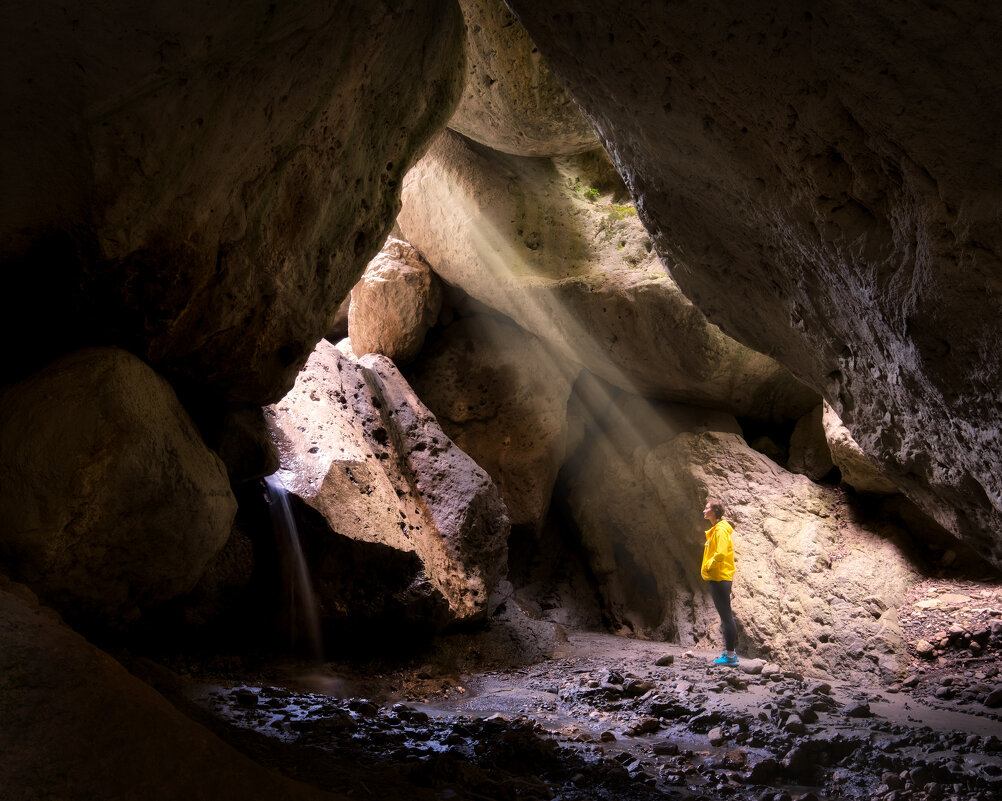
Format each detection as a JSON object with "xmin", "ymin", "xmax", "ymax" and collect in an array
[
  {"xmin": 399, "ymin": 130, "xmax": 818, "ymax": 422},
  {"xmin": 0, "ymin": 581, "xmax": 340, "ymax": 801},
  {"xmin": 407, "ymin": 311, "xmax": 575, "ymax": 534},
  {"xmin": 3, "ymin": 0, "xmax": 465, "ymax": 405},
  {"xmin": 348, "ymin": 238, "xmax": 443, "ymax": 364},
  {"xmin": 787, "ymin": 404, "xmax": 836, "ymax": 481},
  {"xmin": 505, "ymin": 0, "xmax": 1002, "ymax": 565},
  {"xmin": 0, "ymin": 348, "xmax": 236, "ymax": 628},
  {"xmin": 564, "ymin": 386, "xmax": 921, "ymax": 680},
  {"xmin": 822, "ymin": 400, "xmax": 900, "ymax": 496},
  {"xmin": 449, "ymin": 0, "xmax": 598, "ymax": 156},
  {"xmin": 266, "ymin": 339, "xmax": 509, "ymax": 624}
]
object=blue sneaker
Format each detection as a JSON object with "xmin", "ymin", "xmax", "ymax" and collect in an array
[{"xmin": 713, "ymin": 652, "xmax": 739, "ymax": 666}]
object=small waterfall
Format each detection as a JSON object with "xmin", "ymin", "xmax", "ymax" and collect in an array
[{"xmin": 264, "ymin": 473, "xmax": 324, "ymax": 662}]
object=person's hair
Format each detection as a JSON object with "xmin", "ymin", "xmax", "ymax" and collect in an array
[{"xmin": 707, "ymin": 498, "xmax": 725, "ymax": 519}]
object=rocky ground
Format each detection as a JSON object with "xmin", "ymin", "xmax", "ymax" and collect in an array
[{"xmin": 161, "ymin": 578, "xmax": 1002, "ymax": 801}]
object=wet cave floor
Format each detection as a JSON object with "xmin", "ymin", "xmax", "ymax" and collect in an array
[{"xmin": 154, "ymin": 580, "xmax": 1002, "ymax": 801}]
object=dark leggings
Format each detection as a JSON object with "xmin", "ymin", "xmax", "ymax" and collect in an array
[{"xmin": 708, "ymin": 580, "xmax": 738, "ymax": 652}]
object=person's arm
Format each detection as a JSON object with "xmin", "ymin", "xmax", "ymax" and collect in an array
[{"xmin": 706, "ymin": 527, "xmax": 724, "ymax": 568}]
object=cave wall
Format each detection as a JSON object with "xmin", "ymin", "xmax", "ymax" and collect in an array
[
  {"xmin": 1, "ymin": 0, "xmax": 465, "ymax": 405},
  {"xmin": 504, "ymin": 0, "xmax": 1002, "ymax": 564},
  {"xmin": 0, "ymin": 3, "xmax": 469, "ymax": 794}
]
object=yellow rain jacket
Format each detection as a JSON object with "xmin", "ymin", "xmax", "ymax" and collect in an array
[{"xmin": 701, "ymin": 519, "xmax": 735, "ymax": 581}]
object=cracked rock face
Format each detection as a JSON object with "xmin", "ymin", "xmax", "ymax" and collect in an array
[
  {"xmin": 399, "ymin": 130, "xmax": 818, "ymax": 422},
  {"xmin": 266, "ymin": 340, "xmax": 509, "ymax": 624},
  {"xmin": 0, "ymin": 348, "xmax": 236, "ymax": 628},
  {"xmin": 449, "ymin": 0, "xmax": 598, "ymax": 156},
  {"xmin": 2, "ymin": 0, "xmax": 465, "ymax": 405},
  {"xmin": 505, "ymin": 1, "xmax": 1002, "ymax": 565}
]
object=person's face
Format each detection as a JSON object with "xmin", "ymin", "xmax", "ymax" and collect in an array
[{"xmin": 703, "ymin": 502, "xmax": 714, "ymax": 521}]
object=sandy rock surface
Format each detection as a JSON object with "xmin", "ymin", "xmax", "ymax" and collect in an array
[
  {"xmin": 505, "ymin": 0, "xmax": 1002, "ymax": 566},
  {"xmin": 408, "ymin": 312, "xmax": 574, "ymax": 534},
  {"xmin": 449, "ymin": 0, "xmax": 598, "ymax": 156},
  {"xmin": 348, "ymin": 237, "xmax": 443, "ymax": 365},
  {"xmin": 399, "ymin": 129, "xmax": 817, "ymax": 421},
  {"xmin": 564, "ymin": 395, "xmax": 921, "ymax": 681},
  {"xmin": 266, "ymin": 339, "xmax": 509, "ymax": 623},
  {"xmin": 0, "ymin": 348, "xmax": 235, "ymax": 627}
]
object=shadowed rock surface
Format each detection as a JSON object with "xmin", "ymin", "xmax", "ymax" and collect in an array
[
  {"xmin": 0, "ymin": 582, "xmax": 340, "ymax": 801},
  {"xmin": 2, "ymin": 0, "xmax": 465, "ymax": 404},
  {"xmin": 505, "ymin": 0, "xmax": 1002, "ymax": 565},
  {"xmin": 0, "ymin": 348, "xmax": 236, "ymax": 628},
  {"xmin": 823, "ymin": 399, "xmax": 901, "ymax": 496}
]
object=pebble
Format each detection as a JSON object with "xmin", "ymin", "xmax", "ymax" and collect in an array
[
  {"xmin": 783, "ymin": 713, "xmax": 807, "ymax": 734},
  {"xmin": 845, "ymin": 702, "xmax": 871, "ymax": 718},
  {"xmin": 652, "ymin": 740, "xmax": 680, "ymax": 756}
]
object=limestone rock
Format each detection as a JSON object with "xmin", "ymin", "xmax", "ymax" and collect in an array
[
  {"xmin": 348, "ymin": 237, "xmax": 443, "ymax": 364},
  {"xmin": 505, "ymin": 0, "xmax": 1002, "ymax": 565},
  {"xmin": 266, "ymin": 340, "xmax": 509, "ymax": 623},
  {"xmin": 407, "ymin": 312, "xmax": 575, "ymax": 533},
  {"xmin": 0, "ymin": 583, "xmax": 339, "ymax": 801},
  {"xmin": 563, "ymin": 381, "xmax": 921, "ymax": 680},
  {"xmin": 3, "ymin": 0, "xmax": 465, "ymax": 405},
  {"xmin": 823, "ymin": 401, "xmax": 899, "ymax": 495},
  {"xmin": 0, "ymin": 348, "xmax": 236, "ymax": 627},
  {"xmin": 449, "ymin": 0, "xmax": 598, "ymax": 156},
  {"xmin": 787, "ymin": 405, "xmax": 835, "ymax": 481},
  {"xmin": 399, "ymin": 129, "xmax": 818, "ymax": 422}
]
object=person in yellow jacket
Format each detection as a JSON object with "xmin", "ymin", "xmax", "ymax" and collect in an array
[{"xmin": 701, "ymin": 497, "xmax": 739, "ymax": 666}]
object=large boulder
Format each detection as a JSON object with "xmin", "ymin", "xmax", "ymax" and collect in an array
[
  {"xmin": 266, "ymin": 339, "xmax": 509, "ymax": 623},
  {"xmin": 2, "ymin": 0, "xmax": 465, "ymax": 404},
  {"xmin": 0, "ymin": 348, "xmax": 236, "ymax": 627},
  {"xmin": 407, "ymin": 311, "xmax": 575, "ymax": 534},
  {"xmin": 505, "ymin": 0, "xmax": 1002, "ymax": 565},
  {"xmin": 398, "ymin": 129, "xmax": 817, "ymax": 422},
  {"xmin": 348, "ymin": 237, "xmax": 443, "ymax": 364},
  {"xmin": 449, "ymin": 0, "xmax": 598, "ymax": 156},
  {"xmin": 564, "ymin": 385, "xmax": 921, "ymax": 680},
  {"xmin": 0, "ymin": 582, "xmax": 340, "ymax": 801}
]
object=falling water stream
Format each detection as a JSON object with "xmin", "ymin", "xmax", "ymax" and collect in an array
[{"xmin": 264, "ymin": 473, "xmax": 325, "ymax": 662}]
